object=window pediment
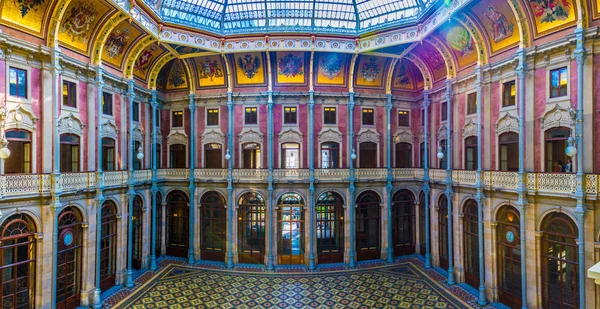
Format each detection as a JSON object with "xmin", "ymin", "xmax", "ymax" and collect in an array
[{"xmin": 58, "ymin": 113, "xmax": 84, "ymax": 136}]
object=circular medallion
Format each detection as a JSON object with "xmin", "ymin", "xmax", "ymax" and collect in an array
[
  {"xmin": 505, "ymin": 228, "xmax": 517, "ymax": 245},
  {"xmin": 63, "ymin": 231, "xmax": 74, "ymax": 247}
]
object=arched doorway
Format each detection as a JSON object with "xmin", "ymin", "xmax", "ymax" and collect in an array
[
  {"xmin": 392, "ymin": 189, "xmax": 415, "ymax": 257},
  {"xmin": 541, "ymin": 213, "xmax": 579, "ymax": 309},
  {"xmin": 0, "ymin": 213, "xmax": 36, "ymax": 308},
  {"xmin": 419, "ymin": 191, "xmax": 427, "ymax": 256},
  {"xmin": 200, "ymin": 191, "xmax": 227, "ymax": 262},
  {"xmin": 56, "ymin": 206, "xmax": 83, "ymax": 309},
  {"xmin": 278, "ymin": 193, "xmax": 305, "ymax": 265},
  {"xmin": 132, "ymin": 196, "xmax": 144, "ymax": 270},
  {"xmin": 154, "ymin": 191, "xmax": 163, "ymax": 258},
  {"xmin": 463, "ymin": 199, "xmax": 479, "ymax": 289},
  {"xmin": 100, "ymin": 201, "xmax": 118, "ymax": 291},
  {"xmin": 438, "ymin": 194, "xmax": 448, "ymax": 270},
  {"xmin": 356, "ymin": 191, "xmax": 381, "ymax": 261},
  {"xmin": 238, "ymin": 192, "xmax": 266, "ymax": 264},
  {"xmin": 395, "ymin": 142, "xmax": 412, "ymax": 168},
  {"xmin": 316, "ymin": 191, "xmax": 344, "ymax": 264},
  {"xmin": 166, "ymin": 191, "xmax": 189, "ymax": 258},
  {"xmin": 496, "ymin": 205, "xmax": 522, "ymax": 309}
]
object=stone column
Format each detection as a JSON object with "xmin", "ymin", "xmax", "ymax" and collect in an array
[
  {"xmin": 445, "ymin": 80, "xmax": 455, "ymax": 285},
  {"xmin": 188, "ymin": 93, "xmax": 196, "ymax": 264},
  {"xmin": 226, "ymin": 91, "xmax": 235, "ymax": 268},
  {"xmin": 308, "ymin": 90, "xmax": 316, "ymax": 270},
  {"xmin": 125, "ymin": 79, "xmax": 136, "ymax": 288},
  {"xmin": 385, "ymin": 94, "xmax": 393, "ymax": 263},
  {"xmin": 267, "ymin": 90, "xmax": 275, "ymax": 270},
  {"xmin": 348, "ymin": 91, "xmax": 356, "ymax": 268},
  {"xmin": 92, "ymin": 65, "xmax": 105, "ymax": 308},
  {"xmin": 474, "ymin": 66, "xmax": 487, "ymax": 305},
  {"xmin": 150, "ymin": 90, "xmax": 158, "ymax": 271},
  {"xmin": 422, "ymin": 90, "xmax": 431, "ymax": 269}
]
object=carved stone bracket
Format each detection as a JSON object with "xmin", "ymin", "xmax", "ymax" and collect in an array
[
  {"xmin": 58, "ymin": 113, "xmax": 85, "ymax": 136},
  {"xmin": 101, "ymin": 121, "xmax": 119, "ymax": 140},
  {"xmin": 6, "ymin": 105, "xmax": 38, "ymax": 132},
  {"xmin": 462, "ymin": 118, "xmax": 477, "ymax": 139},
  {"xmin": 318, "ymin": 128, "xmax": 342, "ymax": 145},
  {"xmin": 279, "ymin": 128, "xmax": 303, "ymax": 143},
  {"xmin": 239, "ymin": 128, "xmax": 263, "ymax": 144},
  {"xmin": 202, "ymin": 129, "xmax": 225, "ymax": 145},
  {"xmin": 540, "ymin": 104, "xmax": 574, "ymax": 131},
  {"xmin": 437, "ymin": 124, "xmax": 447, "ymax": 142},
  {"xmin": 356, "ymin": 128, "xmax": 380, "ymax": 144},
  {"xmin": 495, "ymin": 112, "xmax": 519, "ymax": 135},
  {"xmin": 393, "ymin": 130, "xmax": 413, "ymax": 144},
  {"xmin": 167, "ymin": 132, "xmax": 188, "ymax": 145},
  {"xmin": 132, "ymin": 125, "xmax": 144, "ymax": 142}
]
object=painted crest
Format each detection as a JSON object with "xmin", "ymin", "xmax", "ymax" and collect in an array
[
  {"xmin": 484, "ymin": 6, "xmax": 514, "ymax": 42},
  {"xmin": 61, "ymin": 2, "xmax": 98, "ymax": 43},
  {"xmin": 530, "ymin": 0, "xmax": 570, "ymax": 23},
  {"xmin": 395, "ymin": 63, "xmax": 410, "ymax": 86},
  {"xmin": 360, "ymin": 57, "xmax": 381, "ymax": 82},
  {"xmin": 134, "ymin": 45, "xmax": 157, "ymax": 73},
  {"xmin": 320, "ymin": 54, "xmax": 343, "ymax": 80},
  {"xmin": 237, "ymin": 54, "xmax": 261, "ymax": 79},
  {"xmin": 446, "ymin": 27, "xmax": 474, "ymax": 57},
  {"xmin": 14, "ymin": 0, "xmax": 45, "ymax": 17},
  {"xmin": 105, "ymin": 29, "xmax": 130, "ymax": 59},
  {"xmin": 198, "ymin": 58, "xmax": 224, "ymax": 81},
  {"xmin": 168, "ymin": 61, "xmax": 186, "ymax": 88},
  {"xmin": 420, "ymin": 46, "xmax": 445, "ymax": 71},
  {"xmin": 277, "ymin": 54, "xmax": 304, "ymax": 78}
]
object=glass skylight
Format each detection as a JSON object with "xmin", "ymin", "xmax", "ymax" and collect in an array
[{"xmin": 148, "ymin": 0, "xmax": 438, "ymax": 35}]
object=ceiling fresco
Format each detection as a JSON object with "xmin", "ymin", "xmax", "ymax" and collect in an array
[
  {"xmin": 1, "ymin": 0, "xmax": 52, "ymax": 36},
  {"xmin": 392, "ymin": 59, "xmax": 421, "ymax": 91},
  {"xmin": 412, "ymin": 42, "xmax": 447, "ymax": 81},
  {"xmin": 275, "ymin": 52, "xmax": 307, "ymax": 85},
  {"xmin": 233, "ymin": 53, "xmax": 266, "ymax": 86},
  {"xmin": 355, "ymin": 55, "xmax": 388, "ymax": 88},
  {"xmin": 133, "ymin": 42, "xmax": 168, "ymax": 81},
  {"xmin": 58, "ymin": 0, "xmax": 114, "ymax": 54},
  {"xmin": 529, "ymin": 0, "xmax": 576, "ymax": 35},
  {"xmin": 101, "ymin": 20, "xmax": 145, "ymax": 68},
  {"xmin": 194, "ymin": 55, "xmax": 226, "ymax": 88},
  {"xmin": 315, "ymin": 53, "xmax": 350, "ymax": 87},
  {"xmin": 470, "ymin": 0, "xmax": 519, "ymax": 53},
  {"xmin": 161, "ymin": 59, "xmax": 189, "ymax": 91},
  {"xmin": 435, "ymin": 22, "xmax": 478, "ymax": 69}
]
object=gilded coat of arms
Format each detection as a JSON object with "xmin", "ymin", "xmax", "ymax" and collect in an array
[
  {"xmin": 198, "ymin": 58, "xmax": 224, "ymax": 81},
  {"xmin": 168, "ymin": 61, "xmax": 186, "ymax": 88},
  {"xmin": 530, "ymin": 0, "xmax": 571, "ymax": 23},
  {"xmin": 277, "ymin": 54, "xmax": 304, "ymax": 78},
  {"xmin": 134, "ymin": 45, "xmax": 157, "ymax": 73},
  {"xmin": 360, "ymin": 57, "xmax": 381, "ymax": 82},
  {"xmin": 320, "ymin": 54, "xmax": 342, "ymax": 80},
  {"xmin": 61, "ymin": 2, "xmax": 97, "ymax": 43},
  {"xmin": 14, "ymin": 0, "xmax": 45, "ymax": 17},
  {"xmin": 237, "ymin": 54, "xmax": 261, "ymax": 79},
  {"xmin": 105, "ymin": 29, "xmax": 130, "ymax": 59}
]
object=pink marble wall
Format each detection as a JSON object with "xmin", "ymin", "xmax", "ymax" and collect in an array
[
  {"xmin": 259, "ymin": 105, "xmax": 268, "ymax": 168},
  {"xmin": 313, "ymin": 105, "xmax": 323, "ymax": 169},
  {"xmin": 490, "ymin": 81, "xmax": 501, "ymax": 170},
  {"xmin": 456, "ymin": 92, "xmax": 466, "ymax": 168},
  {"xmin": 338, "ymin": 105, "xmax": 347, "ymax": 168},
  {"xmin": 411, "ymin": 104, "xmax": 421, "ymax": 167},
  {"xmin": 78, "ymin": 81, "xmax": 89, "ymax": 170},
  {"xmin": 595, "ymin": 55, "xmax": 600, "ymax": 172},
  {"xmin": 114, "ymin": 94, "xmax": 123, "ymax": 170},
  {"xmin": 26, "ymin": 68, "xmax": 43, "ymax": 173},
  {"xmin": 273, "ymin": 104, "xmax": 282, "ymax": 168},
  {"xmin": 533, "ymin": 67, "xmax": 546, "ymax": 172}
]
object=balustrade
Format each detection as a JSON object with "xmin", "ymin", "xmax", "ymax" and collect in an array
[
  {"xmin": 273, "ymin": 169, "xmax": 310, "ymax": 182},
  {"xmin": 164, "ymin": 169, "xmax": 189, "ymax": 180},
  {"xmin": 355, "ymin": 168, "xmax": 387, "ymax": 181},
  {"xmin": 487, "ymin": 171, "xmax": 519, "ymax": 190},
  {"xmin": 0, "ymin": 174, "xmax": 47, "ymax": 197},
  {"xmin": 454, "ymin": 170, "xmax": 476, "ymax": 186},
  {"xmin": 195, "ymin": 169, "xmax": 228, "ymax": 181},
  {"xmin": 534, "ymin": 173, "xmax": 576, "ymax": 194},
  {"xmin": 429, "ymin": 169, "xmax": 446, "ymax": 183},
  {"xmin": 393, "ymin": 168, "xmax": 418, "ymax": 180},
  {"xmin": 233, "ymin": 169, "xmax": 269, "ymax": 182},
  {"xmin": 104, "ymin": 171, "xmax": 127, "ymax": 187},
  {"xmin": 133, "ymin": 170, "xmax": 152, "ymax": 183},
  {"xmin": 61, "ymin": 172, "xmax": 95, "ymax": 191},
  {"xmin": 314, "ymin": 169, "xmax": 350, "ymax": 181}
]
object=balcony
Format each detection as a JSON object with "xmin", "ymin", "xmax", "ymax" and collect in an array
[{"xmin": 0, "ymin": 169, "xmax": 597, "ymax": 201}]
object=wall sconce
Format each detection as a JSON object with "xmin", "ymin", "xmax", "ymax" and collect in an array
[
  {"xmin": 350, "ymin": 148, "xmax": 357, "ymax": 160},
  {"xmin": 437, "ymin": 146, "xmax": 444, "ymax": 159},
  {"xmin": 136, "ymin": 146, "xmax": 144, "ymax": 161}
]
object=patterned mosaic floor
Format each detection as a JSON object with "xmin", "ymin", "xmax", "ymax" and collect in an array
[{"xmin": 109, "ymin": 259, "xmax": 480, "ymax": 309}]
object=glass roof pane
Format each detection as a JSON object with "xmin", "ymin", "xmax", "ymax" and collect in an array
[{"xmin": 148, "ymin": 0, "xmax": 438, "ymax": 35}]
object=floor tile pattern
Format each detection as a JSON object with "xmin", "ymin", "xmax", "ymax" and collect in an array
[{"xmin": 112, "ymin": 261, "xmax": 473, "ymax": 309}]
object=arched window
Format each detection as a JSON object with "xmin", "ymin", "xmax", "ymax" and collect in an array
[
  {"xmin": 166, "ymin": 191, "xmax": 189, "ymax": 258},
  {"xmin": 60, "ymin": 134, "xmax": 80, "ymax": 172},
  {"xmin": 155, "ymin": 192, "xmax": 163, "ymax": 258},
  {"xmin": 541, "ymin": 213, "xmax": 579, "ymax": 309},
  {"xmin": 169, "ymin": 144, "xmax": 186, "ymax": 168},
  {"xmin": 321, "ymin": 142, "xmax": 340, "ymax": 168},
  {"xmin": 395, "ymin": 143, "xmax": 412, "ymax": 168},
  {"xmin": 204, "ymin": 143, "xmax": 222, "ymax": 168},
  {"xmin": 418, "ymin": 191, "xmax": 428, "ymax": 256},
  {"xmin": 499, "ymin": 133, "xmax": 519, "ymax": 171},
  {"xmin": 242, "ymin": 143, "xmax": 261, "ymax": 169},
  {"xmin": 545, "ymin": 127, "xmax": 570, "ymax": 172},
  {"xmin": 0, "ymin": 214, "xmax": 36, "ymax": 308},
  {"xmin": 132, "ymin": 196, "xmax": 144, "ymax": 270},
  {"xmin": 277, "ymin": 193, "xmax": 305, "ymax": 265},
  {"xmin": 464, "ymin": 136, "xmax": 477, "ymax": 170},
  {"xmin": 359, "ymin": 142, "xmax": 377, "ymax": 168},
  {"xmin": 200, "ymin": 191, "xmax": 226, "ymax": 262},
  {"xmin": 57, "ymin": 206, "xmax": 83, "ymax": 309},
  {"xmin": 439, "ymin": 139, "xmax": 447, "ymax": 169},
  {"xmin": 463, "ymin": 199, "xmax": 479, "ymax": 289},
  {"xmin": 392, "ymin": 190, "xmax": 415, "ymax": 257},
  {"xmin": 437, "ymin": 194, "xmax": 449, "ymax": 270},
  {"xmin": 5, "ymin": 129, "xmax": 31, "ymax": 173},
  {"xmin": 102, "ymin": 138, "xmax": 116, "ymax": 171},
  {"xmin": 281, "ymin": 143, "xmax": 300, "ymax": 169},
  {"xmin": 316, "ymin": 191, "xmax": 344, "ymax": 264},
  {"xmin": 496, "ymin": 205, "xmax": 522, "ymax": 309},
  {"xmin": 356, "ymin": 191, "xmax": 381, "ymax": 261},
  {"xmin": 238, "ymin": 192, "xmax": 266, "ymax": 264},
  {"xmin": 100, "ymin": 201, "xmax": 118, "ymax": 291}
]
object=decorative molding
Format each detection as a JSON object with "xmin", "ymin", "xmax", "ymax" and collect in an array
[
  {"xmin": 462, "ymin": 118, "xmax": 477, "ymax": 139},
  {"xmin": 132, "ymin": 125, "xmax": 144, "ymax": 142},
  {"xmin": 5, "ymin": 105, "xmax": 38, "ymax": 132},
  {"xmin": 101, "ymin": 121, "xmax": 119, "ymax": 140},
  {"xmin": 202, "ymin": 129, "xmax": 225, "ymax": 145},
  {"xmin": 167, "ymin": 131, "xmax": 188, "ymax": 145},
  {"xmin": 495, "ymin": 112, "xmax": 519, "ymax": 135},
  {"xmin": 356, "ymin": 128, "xmax": 380, "ymax": 144},
  {"xmin": 393, "ymin": 130, "xmax": 413, "ymax": 144},
  {"xmin": 239, "ymin": 128, "xmax": 263, "ymax": 144},
  {"xmin": 437, "ymin": 124, "xmax": 447, "ymax": 142},
  {"xmin": 318, "ymin": 128, "xmax": 343, "ymax": 145},
  {"xmin": 540, "ymin": 104, "xmax": 574, "ymax": 131},
  {"xmin": 278, "ymin": 128, "xmax": 303, "ymax": 144},
  {"xmin": 57, "ymin": 113, "xmax": 84, "ymax": 136}
]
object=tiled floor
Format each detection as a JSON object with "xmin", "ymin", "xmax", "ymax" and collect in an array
[{"xmin": 104, "ymin": 258, "xmax": 498, "ymax": 308}]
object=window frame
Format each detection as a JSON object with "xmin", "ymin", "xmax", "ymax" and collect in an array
[
  {"xmin": 102, "ymin": 92, "xmax": 114, "ymax": 116},
  {"xmin": 440, "ymin": 102, "xmax": 447, "ymax": 122},
  {"xmin": 60, "ymin": 133, "xmax": 81, "ymax": 173},
  {"xmin": 102, "ymin": 137, "xmax": 117, "ymax": 171},
  {"xmin": 132, "ymin": 102, "xmax": 140, "ymax": 123},
  {"xmin": 466, "ymin": 92, "xmax": 477, "ymax": 115},
  {"xmin": 62, "ymin": 79, "xmax": 78, "ymax": 109},
  {"xmin": 397, "ymin": 110, "xmax": 410, "ymax": 127},
  {"xmin": 323, "ymin": 106, "xmax": 337, "ymax": 125},
  {"xmin": 283, "ymin": 106, "xmax": 298, "ymax": 125},
  {"xmin": 8, "ymin": 66, "xmax": 28, "ymax": 100},
  {"xmin": 206, "ymin": 107, "xmax": 219, "ymax": 127},
  {"xmin": 549, "ymin": 66, "xmax": 568, "ymax": 99},
  {"xmin": 171, "ymin": 110, "xmax": 184, "ymax": 128},
  {"xmin": 4, "ymin": 129, "xmax": 32, "ymax": 174},
  {"xmin": 502, "ymin": 80, "xmax": 516, "ymax": 108},
  {"xmin": 244, "ymin": 106, "xmax": 258, "ymax": 125},
  {"xmin": 362, "ymin": 108, "xmax": 375, "ymax": 126}
]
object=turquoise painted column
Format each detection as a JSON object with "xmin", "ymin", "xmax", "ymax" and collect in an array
[
  {"xmin": 348, "ymin": 92, "xmax": 356, "ymax": 268},
  {"xmin": 308, "ymin": 90, "xmax": 316, "ymax": 270},
  {"xmin": 150, "ymin": 90, "xmax": 159, "ymax": 271},
  {"xmin": 226, "ymin": 91, "xmax": 235, "ymax": 268},
  {"xmin": 474, "ymin": 67, "xmax": 487, "ymax": 305},
  {"xmin": 422, "ymin": 90, "xmax": 431, "ymax": 269},
  {"xmin": 93, "ymin": 65, "xmax": 106, "ymax": 306},
  {"xmin": 267, "ymin": 90, "xmax": 275, "ymax": 270},
  {"xmin": 573, "ymin": 27, "xmax": 586, "ymax": 309},
  {"xmin": 51, "ymin": 48, "xmax": 64, "ymax": 309},
  {"xmin": 385, "ymin": 94, "xmax": 393, "ymax": 263},
  {"xmin": 515, "ymin": 48, "xmax": 528, "ymax": 309},
  {"xmin": 188, "ymin": 93, "xmax": 196, "ymax": 264},
  {"xmin": 444, "ymin": 80, "xmax": 455, "ymax": 285},
  {"xmin": 125, "ymin": 79, "xmax": 136, "ymax": 288}
]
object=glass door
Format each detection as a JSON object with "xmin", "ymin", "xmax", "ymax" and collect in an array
[{"xmin": 278, "ymin": 193, "xmax": 304, "ymax": 265}]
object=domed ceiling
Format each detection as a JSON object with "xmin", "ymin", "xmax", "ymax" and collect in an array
[{"xmin": 143, "ymin": 0, "xmax": 439, "ymax": 35}]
